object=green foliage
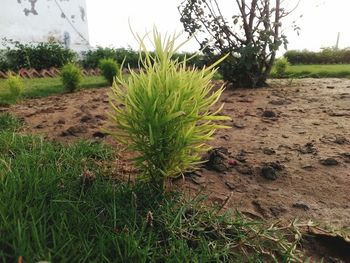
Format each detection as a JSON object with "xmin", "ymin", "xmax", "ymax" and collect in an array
[
  {"xmin": 0, "ymin": 73, "xmax": 25, "ymax": 102},
  {"xmin": 113, "ymin": 48, "xmax": 140, "ymax": 69},
  {"xmin": 60, "ymin": 63, "xmax": 82, "ymax": 92},
  {"xmin": 81, "ymin": 46, "xmax": 205, "ymax": 70},
  {"xmin": 0, "ymin": 50, "xmax": 9, "ymax": 72},
  {"xmin": 284, "ymin": 48, "xmax": 350, "ymax": 65},
  {"xmin": 81, "ymin": 46, "xmax": 118, "ymax": 69},
  {"xmin": 179, "ymin": 0, "xmax": 295, "ymax": 88},
  {"xmin": 99, "ymin": 58, "xmax": 120, "ymax": 85},
  {"xmin": 110, "ymin": 30, "xmax": 230, "ymax": 189},
  {"xmin": 1, "ymin": 40, "xmax": 76, "ymax": 71},
  {"xmin": 273, "ymin": 57, "xmax": 290, "ymax": 77},
  {"xmin": 81, "ymin": 47, "xmax": 139, "ymax": 69},
  {"xmin": 0, "ymin": 40, "xmax": 206, "ymax": 73}
]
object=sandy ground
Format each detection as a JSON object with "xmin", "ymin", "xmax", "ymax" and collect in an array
[{"xmin": 3, "ymin": 79, "xmax": 350, "ymax": 229}]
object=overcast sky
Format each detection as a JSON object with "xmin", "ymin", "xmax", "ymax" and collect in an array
[{"xmin": 86, "ymin": 0, "xmax": 350, "ymax": 53}]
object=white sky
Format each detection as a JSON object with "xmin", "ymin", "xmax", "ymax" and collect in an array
[{"xmin": 86, "ymin": 0, "xmax": 350, "ymax": 53}]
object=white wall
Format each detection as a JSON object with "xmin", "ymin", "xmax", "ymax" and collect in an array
[{"xmin": 0, "ymin": 0, "xmax": 90, "ymax": 51}]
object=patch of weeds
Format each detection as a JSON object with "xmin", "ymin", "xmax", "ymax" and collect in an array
[{"xmin": 0, "ymin": 113, "xmax": 23, "ymax": 132}]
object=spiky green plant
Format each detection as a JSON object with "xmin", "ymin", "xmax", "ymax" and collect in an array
[{"xmin": 109, "ymin": 29, "xmax": 230, "ymax": 189}]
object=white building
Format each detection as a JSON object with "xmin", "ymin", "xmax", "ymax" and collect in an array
[{"xmin": 0, "ymin": 0, "xmax": 90, "ymax": 51}]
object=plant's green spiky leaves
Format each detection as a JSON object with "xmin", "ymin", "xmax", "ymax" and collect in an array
[{"xmin": 109, "ymin": 29, "xmax": 230, "ymax": 187}]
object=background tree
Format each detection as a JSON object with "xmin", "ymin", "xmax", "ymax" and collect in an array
[{"xmin": 179, "ymin": 0, "xmax": 299, "ymax": 88}]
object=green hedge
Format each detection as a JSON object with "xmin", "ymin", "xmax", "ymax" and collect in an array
[
  {"xmin": 0, "ymin": 41, "xmax": 207, "ymax": 72},
  {"xmin": 81, "ymin": 47, "xmax": 139, "ymax": 69},
  {"xmin": 285, "ymin": 48, "xmax": 350, "ymax": 65},
  {"xmin": 81, "ymin": 47, "xmax": 206, "ymax": 69},
  {"xmin": 1, "ymin": 40, "xmax": 76, "ymax": 71}
]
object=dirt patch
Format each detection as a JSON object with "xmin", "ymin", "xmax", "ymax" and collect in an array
[
  {"xmin": 302, "ymin": 234, "xmax": 350, "ymax": 262},
  {"xmin": 8, "ymin": 88, "xmax": 115, "ymax": 144},
  {"xmin": 5, "ymin": 79, "xmax": 350, "ymax": 229}
]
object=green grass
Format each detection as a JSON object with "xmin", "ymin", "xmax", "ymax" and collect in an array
[
  {"xmin": 0, "ymin": 112, "xmax": 23, "ymax": 132},
  {"xmin": 0, "ymin": 113, "xmax": 305, "ymax": 262},
  {"xmin": 271, "ymin": 64, "xmax": 350, "ymax": 78},
  {"xmin": 0, "ymin": 76, "xmax": 107, "ymax": 104}
]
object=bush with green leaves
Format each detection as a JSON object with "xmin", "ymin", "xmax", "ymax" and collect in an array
[
  {"xmin": 109, "ymin": 30, "xmax": 230, "ymax": 189},
  {"xmin": 81, "ymin": 46, "xmax": 205, "ymax": 70},
  {"xmin": 114, "ymin": 48, "xmax": 140, "ymax": 69},
  {"xmin": 273, "ymin": 57, "xmax": 290, "ymax": 77},
  {"xmin": 60, "ymin": 63, "xmax": 82, "ymax": 92},
  {"xmin": 179, "ymin": 0, "xmax": 298, "ymax": 88},
  {"xmin": 81, "ymin": 47, "xmax": 117, "ymax": 69},
  {"xmin": 0, "ymin": 73, "xmax": 25, "ymax": 102},
  {"xmin": 81, "ymin": 47, "xmax": 139, "ymax": 69},
  {"xmin": 1, "ymin": 40, "xmax": 76, "ymax": 71},
  {"xmin": 99, "ymin": 58, "xmax": 120, "ymax": 85},
  {"xmin": 0, "ymin": 50, "xmax": 9, "ymax": 72}
]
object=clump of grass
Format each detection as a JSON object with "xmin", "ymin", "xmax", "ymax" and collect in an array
[
  {"xmin": 99, "ymin": 58, "xmax": 120, "ymax": 85},
  {"xmin": 60, "ymin": 63, "xmax": 82, "ymax": 92},
  {"xmin": 0, "ymin": 133, "xmax": 114, "ymax": 262},
  {"xmin": 109, "ymin": 29, "xmax": 230, "ymax": 189},
  {"xmin": 0, "ymin": 112, "xmax": 22, "ymax": 132}
]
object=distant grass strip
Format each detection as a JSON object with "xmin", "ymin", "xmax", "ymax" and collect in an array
[
  {"xmin": 271, "ymin": 64, "xmax": 350, "ymax": 78},
  {"xmin": 0, "ymin": 114, "xmax": 305, "ymax": 262},
  {"xmin": 0, "ymin": 76, "xmax": 107, "ymax": 104}
]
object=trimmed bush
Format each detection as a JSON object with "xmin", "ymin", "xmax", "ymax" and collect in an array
[
  {"xmin": 1, "ymin": 73, "xmax": 25, "ymax": 102},
  {"xmin": 99, "ymin": 58, "xmax": 120, "ymax": 85},
  {"xmin": 60, "ymin": 63, "xmax": 82, "ymax": 92},
  {"xmin": 274, "ymin": 57, "xmax": 290, "ymax": 77},
  {"xmin": 109, "ymin": 30, "xmax": 230, "ymax": 190}
]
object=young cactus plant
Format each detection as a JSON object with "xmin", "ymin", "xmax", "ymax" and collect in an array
[{"xmin": 109, "ymin": 29, "xmax": 230, "ymax": 190}]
